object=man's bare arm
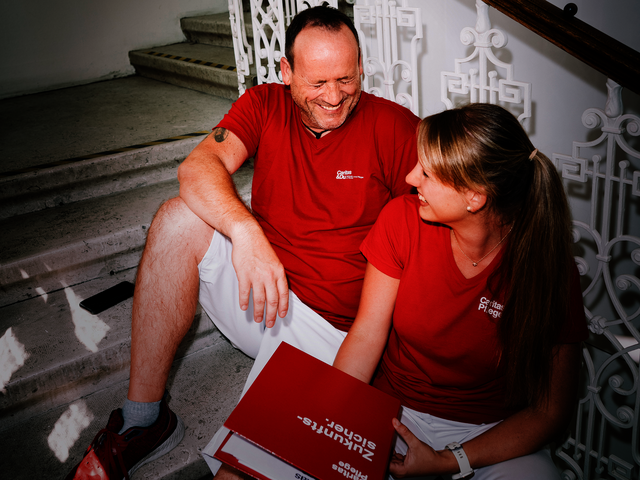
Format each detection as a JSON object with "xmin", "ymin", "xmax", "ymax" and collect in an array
[{"xmin": 177, "ymin": 128, "xmax": 289, "ymax": 326}]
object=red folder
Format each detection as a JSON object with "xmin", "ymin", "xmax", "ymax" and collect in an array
[{"xmin": 214, "ymin": 342, "xmax": 401, "ymax": 480}]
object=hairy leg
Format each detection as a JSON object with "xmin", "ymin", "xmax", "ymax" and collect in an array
[
  {"xmin": 128, "ymin": 197, "xmax": 214, "ymax": 402},
  {"xmin": 214, "ymin": 464, "xmax": 253, "ymax": 480}
]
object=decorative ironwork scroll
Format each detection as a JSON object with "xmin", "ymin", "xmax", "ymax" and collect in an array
[
  {"xmin": 353, "ymin": 0, "xmax": 422, "ymax": 116},
  {"xmin": 441, "ymin": 0, "xmax": 531, "ymax": 124},
  {"xmin": 228, "ymin": 0, "xmax": 253, "ymax": 96},
  {"xmin": 554, "ymin": 79, "xmax": 640, "ymax": 480},
  {"xmin": 248, "ymin": 0, "xmax": 287, "ymax": 85},
  {"xmin": 227, "ymin": 0, "xmax": 339, "ymax": 94}
]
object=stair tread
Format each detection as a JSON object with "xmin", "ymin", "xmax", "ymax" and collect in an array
[
  {"xmin": 131, "ymin": 43, "xmax": 239, "ymax": 68},
  {"xmin": 0, "ymin": 270, "xmax": 140, "ymax": 386},
  {"xmin": 1, "ymin": 180, "xmax": 179, "ymax": 267},
  {"xmin": 181, "ymin": 11, "xmax": 253, "ymax": 35},
  {"xmin": 0, "ymin": 265, "xmax": 227, "ymax": 430},
  {"xmin": 0, "ymin": 76, "xmax": 233, "ymax": 176},
  {"xmin": 0, "ymin": 160, "xmax": 252, "ymax": 305},
  {"xmin": 2, "ymin": 158, "xmax": 252, "ymax": 266}
]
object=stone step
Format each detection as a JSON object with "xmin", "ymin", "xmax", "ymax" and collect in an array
[
  {"xmin": 181, "ymin": 12, "xmax": 254, "ymax": 48},
  {"xmin": 0, "ymin": 161, "xmax": 253, "ymax": 307},
  {"xmin": 129, "ymin": 43, "xmax": 255, "ymax": 101},
  {"xmin": 1, "ymin": 75, "xmax": 235, "ymax": 220},
  {"xmin": 0, "ymin": 135, "xmax": 205, "ymax": 221},
  {"xmin": 0, "ymin": 314, "xmax": 252, "ymax": 480},
  {"xmin": 0, "ymin": 268, "xmax": 217, "ymax": 429}
]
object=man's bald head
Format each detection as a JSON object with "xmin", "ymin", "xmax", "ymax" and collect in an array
[{"xmin": 285, "ymin": 6, "xmax": 360, "ymax": 72}]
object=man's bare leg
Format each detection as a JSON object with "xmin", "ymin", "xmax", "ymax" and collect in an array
[
  {"xmin": 215, "ymin": 464, "xmax": 253, "ymax": 479},
  {"xmin": 128, "ymin": 196, "xmax": 214, "ymax": 403}
]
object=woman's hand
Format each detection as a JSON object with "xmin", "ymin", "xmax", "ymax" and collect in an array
[{"xmin": 389, "ymin": 418, "xmax": 456, "ymax": 478}]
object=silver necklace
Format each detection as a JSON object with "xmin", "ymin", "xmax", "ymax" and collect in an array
[{"xmin": 452, "ymin": 226, "xmax": 513, "ymax": 267}]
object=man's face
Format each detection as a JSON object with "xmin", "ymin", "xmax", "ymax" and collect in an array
[{"xmin": 281, "ymin": 25, "xmax": 363, "ymax": 132}]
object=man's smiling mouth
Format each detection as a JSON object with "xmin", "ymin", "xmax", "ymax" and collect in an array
[{"xmin": 317, "ymin": 101, "xmax": 343, "ymax": 111}]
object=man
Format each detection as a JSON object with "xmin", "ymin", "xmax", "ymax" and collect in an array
[{"xmin": 66, "ymin": 6, "xmax": 420, "ymax": 480}]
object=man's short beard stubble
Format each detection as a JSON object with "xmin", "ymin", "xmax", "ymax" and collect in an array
[{"xmin": 292, "ymin": 83, "xmax": 363, "ymax": 132}]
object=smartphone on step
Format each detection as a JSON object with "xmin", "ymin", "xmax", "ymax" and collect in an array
[{"xmin": 79, "ymin": 281, "xmax": 135, "ymax": 315}]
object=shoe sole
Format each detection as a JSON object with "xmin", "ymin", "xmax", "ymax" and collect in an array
[{"xmin": 127, "ymin": 413, "xmax": 186, "ymax": 478}]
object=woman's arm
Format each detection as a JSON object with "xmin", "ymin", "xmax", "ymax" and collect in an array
[
  {"xmin": 333, "ymin": 262, "xmax": 400, "ymax": 383},
  {"xmin": 390, "ymin": 342, "xmax": 582, "ymax": 478}
]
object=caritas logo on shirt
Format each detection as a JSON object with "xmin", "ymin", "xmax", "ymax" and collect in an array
[
  {"xmin": 478, "ymin": 297, "xmax": 504, "ymax": 319},
  {"xmin": 336, "ymin": 170, "xmax": 364, "ymax": 180}
]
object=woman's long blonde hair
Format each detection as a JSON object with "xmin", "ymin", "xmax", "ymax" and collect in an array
[{"xmin": 417, "ymin": 103, "xmax": 574, "ymax": 408}]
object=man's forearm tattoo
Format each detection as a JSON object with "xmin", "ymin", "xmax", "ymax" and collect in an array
[{"xmin": 212, "ymin": 127, "xmax": 229, "ymax": 143}]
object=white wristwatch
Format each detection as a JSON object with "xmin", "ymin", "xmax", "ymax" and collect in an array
[{"xmin": 445, "ymin": 442, "xmax": 474, "ymax": 479}]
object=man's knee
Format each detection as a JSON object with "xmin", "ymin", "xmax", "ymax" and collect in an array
[{"xmin": 146, "ymin": 196, "xmax": 214, "ymax": 263}]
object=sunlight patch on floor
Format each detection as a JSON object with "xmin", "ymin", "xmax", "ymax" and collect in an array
[
  {"xmin": 48, "ymin": 400, "xmax": 94, "ymax": 463},
  {"xmin": 19, "ymin": 268, "xmax": 48, "ymax": 302},
  {"xmin": 0, "ymin": 327, "xmax": 30, "ymax": 392},
  {"xmin": 63, "ymin": 285, "xmax": 110, "ymax": 353}
]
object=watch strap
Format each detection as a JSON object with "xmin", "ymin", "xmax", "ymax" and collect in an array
[{"xmin": 445, "ymin": 442, "xmax": 474, "ymax": 479}]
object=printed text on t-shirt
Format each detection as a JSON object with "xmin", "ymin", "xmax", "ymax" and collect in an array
[
  {"xmin": 336, "ymin": 170, "xmax": 364, "ymax": 180},
  {"xmin": 478, "ymin": 297, "xmax": 504, "ymax": 319}
]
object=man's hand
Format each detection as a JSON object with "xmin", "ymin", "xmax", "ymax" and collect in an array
[
  {"xmin": 230, "ymin": 222, "xmax": 289, "ymax": 327},
  {"xmin": 389, "ymin": 418, "xmax": 452, "ymax": 478}
]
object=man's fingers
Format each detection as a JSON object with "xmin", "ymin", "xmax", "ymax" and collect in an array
[
  {"xmin": 251, "ymin": 282, "xmax": 266, "ymax": 323},
  {"xmin": 238, "ymin": 277, "xmax": 251, "ymax": 312},
  {"xmin": 277, "ymin": 275, "xmax": 289, "ymax": 318},
  {"xmin": 263, "ymin": 282, "xmax": 280, "ymax": 328}
]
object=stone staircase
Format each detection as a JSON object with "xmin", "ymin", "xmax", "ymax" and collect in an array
[
  {"xmin": 130, "ymin": 12, "xmax": 256, "ymax": 101},
  {"xmin": 0, "ymin": 11, "xmax": 257, "ymax": 480}
]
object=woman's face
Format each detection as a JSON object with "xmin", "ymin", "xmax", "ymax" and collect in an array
[{"xmin": 405, "ymin": 161, "xmax": 470, "ymax": 225}]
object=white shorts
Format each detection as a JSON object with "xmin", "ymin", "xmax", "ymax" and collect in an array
[
  {"xmin": 197, "ymin": 231, "xmax": 347, "ymax": 473},
  {"xmin": 393, "ymin": 407, "xmax": 561, "ymax": 480}
]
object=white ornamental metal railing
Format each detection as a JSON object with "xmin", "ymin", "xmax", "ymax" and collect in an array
[
  {"xmin": 553, "ymin": 79, "xmax": 639, "ymax": 480},
  {"xmin": 227, "ymin": 0, "xmax": 422, "ymax": 116},
  {"xmin": 441, "ymin": 0, "xmax": 531, "ymax": 124},
  {"xmin": 228, "ymin": 0, "xmax": 253, "ymax": 95},
  {"xmin": 354, "ymin": 0, "xmax": 422, "ymax": 115}
]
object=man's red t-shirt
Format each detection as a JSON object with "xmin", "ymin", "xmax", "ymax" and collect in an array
[{"xmin": 217, "ymin": 84, "xmax": 420, "ymax": 331}]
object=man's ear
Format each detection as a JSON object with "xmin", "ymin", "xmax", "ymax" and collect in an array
[
  {"xmin": 281, "ymin": 57, "xmax": 292, "ymax": 85},
  {"xmin": 358, "ymin": 48, "xmax": 363, "ymax": 77}
]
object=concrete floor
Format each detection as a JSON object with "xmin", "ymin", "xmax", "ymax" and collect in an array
[{"xmin": 0, "ymin": 75, "xmax": 234, "ymax": 175}]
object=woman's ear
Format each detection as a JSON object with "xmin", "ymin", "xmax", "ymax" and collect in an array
[{"xmin": 466, "ymin": 189, "xmax": 487, "ymax": 213}]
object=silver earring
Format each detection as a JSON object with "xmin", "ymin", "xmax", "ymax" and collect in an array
[{"xmin": 467, "ymin": 206, "xmax": 472, "ymax": 212}]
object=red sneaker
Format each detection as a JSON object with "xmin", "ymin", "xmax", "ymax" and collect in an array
[{"xmin": 65, "ymin": 399, "xmax": 185, "ymax": 480}]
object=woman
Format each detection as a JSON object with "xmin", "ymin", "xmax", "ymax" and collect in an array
[{"xmin": 333, "ymin": 103, "xmax": 587, "ymax": 479}]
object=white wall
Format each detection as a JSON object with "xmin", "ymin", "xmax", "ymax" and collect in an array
[
  {"xmin": 0, "ymin": 0, "xmax": 228, "ymax": 99},
  {"xmin": 404, "ymin": 0, "xmax": 639, "ymax": 231},
  {"xmin": 414, "ymin": 0, "xmax": 639, "ymax": 134}
]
